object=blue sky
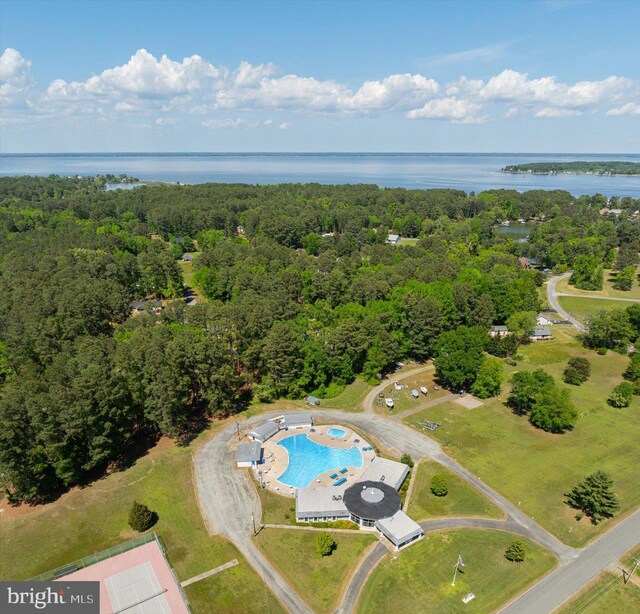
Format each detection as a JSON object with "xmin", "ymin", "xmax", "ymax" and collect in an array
[{"xmin": 1, "ymin": 0, "xmax": 639, "ymax": 152}]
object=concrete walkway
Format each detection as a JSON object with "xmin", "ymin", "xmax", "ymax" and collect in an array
[{"xmin": 180, "ymin": 559, "xmax": 238, "ymax": 587}]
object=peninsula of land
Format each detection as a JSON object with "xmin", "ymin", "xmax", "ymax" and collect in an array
[{"xmin": 502, "ymin": 161, "xmax": 640, "ymax": 176}]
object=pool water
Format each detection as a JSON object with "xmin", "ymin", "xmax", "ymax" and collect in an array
[
  {"xmin": 327, "ymin": 428, "xmax": 346, "ymax": 438},
  {"xmin": 277, "ymin": 434, "xmax": 363, "ymax": 488}
]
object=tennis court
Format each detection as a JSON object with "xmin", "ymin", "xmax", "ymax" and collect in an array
[{"xmin": 106, "ymin": 561, "xmax": 171, "ymax": 614}]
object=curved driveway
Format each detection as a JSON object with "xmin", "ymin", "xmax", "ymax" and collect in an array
[{"xmin": 547, "ymin": 272, "xmax": 588, "ymax": 331}]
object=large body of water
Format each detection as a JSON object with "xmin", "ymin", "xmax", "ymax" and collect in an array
[{"xmin": 1, "ymin": 153, "xmax": 639, "ymax": 197}]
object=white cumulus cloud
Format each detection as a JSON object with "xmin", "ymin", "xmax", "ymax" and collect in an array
[
  {"xmin": 0, "ymin": 48, "xmax": 34, "ymax": 107},
  {"xmin": 606, "ymin": 102, "xmax": 640, "ymax": 116}
]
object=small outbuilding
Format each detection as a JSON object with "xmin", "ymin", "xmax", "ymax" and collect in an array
[
  {"xmin": 182, "ymin": 253, "xmax": 193, "ymax": 262},
  {"xmin": 375, "ymin": 510, "xmax": 424, "ymax": 550},
  {"xmin": 387, "ymin": 234, "xmax": 401, "ymax": 244},
  {"xmin": 248, "ymin": 420, "xmax": 280, "ymax": 443},
  {"xmin": 536, "ymin": 315, "xmax": 553, "ymax": 327},
  {"xmin": 304, "ymin": 395, "xmax": 320, "ymax": 406},
  {"xmin": 236, "ymin": 442, "xmax": 263, "ymax": 468}
]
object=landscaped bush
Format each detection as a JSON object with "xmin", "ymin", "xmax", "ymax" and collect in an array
[
  {"xmin": 400, "ymin": 453, "xmax": 414, "ymax": 468},
  {"xmin": 623, "ymin": 353, "xmax": 640, "ymax": 382},
  {"xmin": 504, "ymin": 540, "xmax": 526, "ymax": 562},
  {"xmin": 608, "ymin": 382, "xmax": 634, "ymax": 408},
  {"xmin": 316, "ymin": 532, "xmax": 336, "ymax": 556},
  {"xmin": 128, "ymin": 501, "xmax": 158, "ymax": 532},
  {"xmin": 430, "ymin": 474, "xmax": 448, "ymax": 497},
  {"xmin": 563, "ymin": 357, "xmax": 591, "ymax": 385}
]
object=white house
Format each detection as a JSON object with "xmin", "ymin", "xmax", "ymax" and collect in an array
[
  {"xmin": 536, "ymin": 315, "xmax": 553, "ymax": 327},
  {"xmin": 489, "ymin": 325, "xmax": 509, "ymax": 337}
]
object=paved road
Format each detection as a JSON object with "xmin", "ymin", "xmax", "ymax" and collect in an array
[
  {"xmin": 547, "ymin": 272, "xmax": 588, "ymax": 331},
  {"xmin": 499, "ymin": 509, "xmax": 640, "ymax": 614},
  {"xmin": 554, "ymin": 292, "xmax": 640, "ymax": 302},
  {"xmin": 194, "ymin": 409, "xmax": 573, "ymax": 613}
]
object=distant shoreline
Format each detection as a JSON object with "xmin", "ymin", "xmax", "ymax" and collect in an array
[{"xmin": 502, "ymin": 161, "xmax": 640, "ymax": 177}]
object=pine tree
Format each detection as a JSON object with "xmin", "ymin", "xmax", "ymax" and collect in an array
[
  {"xmin": 128, "ymin": 501, "xmax": 158, "ymax": 532},
  {"xmin": 565, "ymin": 471, "xmax": 620, "ymax": 524}
]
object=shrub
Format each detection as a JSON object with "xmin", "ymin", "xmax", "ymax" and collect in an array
[
  {"xmin": 316, "ymin": 532, "xmax": 336, "ymax": 556},
  {"xmin": 608, "ymin": 382, "xmax": 634, "ymax": 408},
  {"xmin": 430, "ymin": 474, "xmax": 448, "ymax": 497},
  {"xmin": 563, "ymin": 357, "xmax": 591, "ymax": 386},
  {"xmin": 128, "ymin": 501, "xmax": 158, "ymax": 532},
  {"xmin": 623, "ymin": 353, "xmax": 640, "ymax": 382},
  {"xmin": 400, "ymin": 453, "xmax": 414, "ymax": 468},
  {"xmin": 505, "ymin": 541, "xmax": 526, "ymax": 562},
  {"xmin": 633, "ymin": 379, "xmax": 640, "ymax": 396}
]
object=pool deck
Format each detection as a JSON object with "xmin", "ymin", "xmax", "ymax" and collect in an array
[{"xmin": 254, "ymin": 424, "xmax": 376, "ymax": 497}]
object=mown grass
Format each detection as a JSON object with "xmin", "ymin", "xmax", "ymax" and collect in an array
[
  {"xmin": 0, "ymin": 437, "xmax": 283, "ymax": 614},
  {"xmin": 319, "ymin": 378, "xmax": 372, "ymax": 412},
  {"xmin": 404, "ymin": 327, "xmax": 640, "ymax": 547},
  {"xmin": 255, "ymin": 527, "xmax": 376, "ymax": 613},
  {"xmin": 556, "ymin": 268, "xmax": 640, "ymax": 300},
  {"xmin": 558, "ymin": 295, "xmax": 637, "ymax": 322},
  {"xmin": 356, "ymin": 530, "xmax": 556, "ymax": 614},
  {"xmin": 559, "ymin": 572, "xmax": 640, "ymax": 613},
  {"xmin": 406, "ymin": 461, "xmax": 503, "ymax": 521},
  {"xmin": 377, "ymin": 370, "xmax": 448, "ymax": 416}
]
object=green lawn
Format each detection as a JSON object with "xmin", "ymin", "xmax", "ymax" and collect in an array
[
  {"xmin": 556, "ymin": 268, "xmax": 640, "ymax": 300},
  {"xmin": 559, "ymin": 572, "xmax": 640, "ymax": 614},
  {"xmin": 376, "ymin": 369, "xmax": 448, "ymax": 416},
  {"xmin": 405, "ymin": 327, "xmax": 640, "ymax": 547},
  {"xmin": 0, "ymin": 436, "xmax": 283, "ymax": 614},
  {"xmin": 319, "ymin": 377, "xmax": 372, "ymax": 412},
  {"xmin": 255, "ymin": 528, "xmax": 376, "ymax": 613},
  {"xmin": 406, "ymin": 461, "xmax": 503, "ymax": 521},
  {"xmin": 558, "ymin": 296, "xmax": 637, "ymax": 322},
  {"xmin": 356, "ymin": 530, "xmax": 556, "ymax": 614}
]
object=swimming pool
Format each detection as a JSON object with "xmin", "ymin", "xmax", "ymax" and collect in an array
[
  {"xmin": 327, "ymin": 427, "xmax": 346, "ymax": 438},
  {"xmin": 277, "ymin": 434, "xmax": 363, "ymax": 488}
]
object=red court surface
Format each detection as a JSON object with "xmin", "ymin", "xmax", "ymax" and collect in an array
[{"xmin": 59, "ymin": 540, "xmax": 189, "ymax": 614}]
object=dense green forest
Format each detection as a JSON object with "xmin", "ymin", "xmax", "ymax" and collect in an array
[
  {"xmin": 502, "ymin": 161, "xmax": 640, "ymax": 175},
  {"xmin": 1, "ymin": 176, "xmax": 639, "ymax": 502}
]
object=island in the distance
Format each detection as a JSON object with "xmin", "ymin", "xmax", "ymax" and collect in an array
[{"xmin": 501, "ymin": 161, "xmax": 640, "ymax": 176}]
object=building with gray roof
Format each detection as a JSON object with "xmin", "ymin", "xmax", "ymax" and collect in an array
[
  {"xmin": 280, "ymin": 412, "xmax": 313, "ymax": 428},
  {"xmin": 359, "ymin": 457, "xmax": 410, "ymax": 490},
  {"xmin": 295, "ymin": 486, "xmax": 349, "ymax": 522},
  {"xmin": 248, "ymin": 420, "xmax": 280, "ymax": 443},
  {"xmin": 236, "ymin": 442, "xmax": 263, "ymax": 468},
  {"xmin": 375, "ymin": 510, "xmax": 424, "ymax": 550},
  {"xmin": 529, "ymin": 326, "xmax": 552, "ymax": 340}
]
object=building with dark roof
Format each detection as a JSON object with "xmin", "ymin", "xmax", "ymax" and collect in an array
[{"xmin": 343, "ymin": 481, "xmax": 402, "ymax": 527}]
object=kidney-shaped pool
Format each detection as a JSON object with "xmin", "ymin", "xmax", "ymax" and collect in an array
[{"xmin": 277, "ymin": 433, "xmax": 363, "ymax": 488}]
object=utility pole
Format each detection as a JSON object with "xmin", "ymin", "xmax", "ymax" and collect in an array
[
  {"xmin": 623, "ymin": 557, "xmax": 640, "ymax": 584},
  {"xmin": 235, "ymin": 421, "xmax": 240, "ymax": 441},
  {"xmin": 251, "ymin": 512, "xmax": 257, "ymax": 536}
]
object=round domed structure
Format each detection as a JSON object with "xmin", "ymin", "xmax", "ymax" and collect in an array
[{"xmin": 343, "ymin": 480, "xmax": 401, "ymax": 525}]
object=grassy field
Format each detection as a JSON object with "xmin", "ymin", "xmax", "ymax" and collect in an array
[
  {"xmin": 556, "ymin": 268, "xmax": 640, "ymax": 300},
  {"xmin": 356, "ymin": 529, "xmax": 556, "ymax": 614},
  {"xmin": 0, "ymin": 435, "xmax": 283, "ymax": 614},
  {"xmin": 255, "ymin": 527, "xmax": 376, "ymax": 613},
  {"xmin": 559, "ymin": 572, "xmax": 640, "ymax": 613},
  {"xmin": 319, "ymin": 377, "xmax": 372, "ymax": 412},
  {"xmin": 557, "ymin": 295, "xmax": 637, "ymax": 322},
  {"xmin": 406, "ymin": 461, "xmax": 503, "ymax": 521},
  {"xmin": 376, "ymin": 370, "xmax": 448, "ymax": 416},
  {"xmin": 405, "ymin": 327, "xmax": 640, "ymax": 547}
]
